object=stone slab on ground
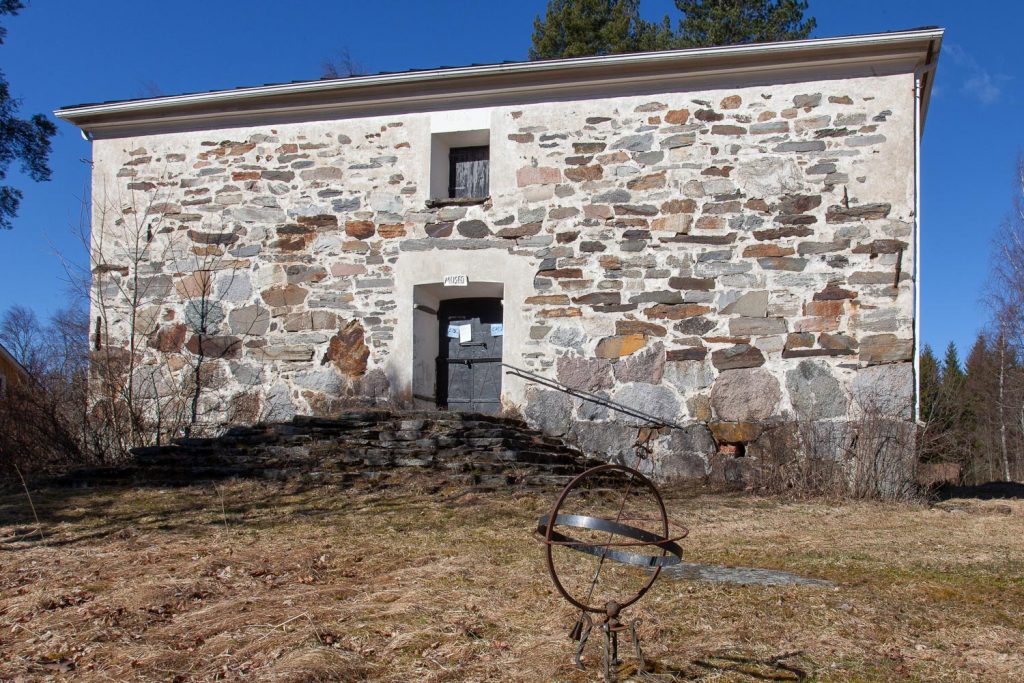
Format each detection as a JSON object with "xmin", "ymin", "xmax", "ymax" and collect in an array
[{"xmin": 661, "ymin": 562, "xmax": 834, "ymax": 587}]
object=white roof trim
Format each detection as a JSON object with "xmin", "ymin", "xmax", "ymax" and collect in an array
[{"xmin": 55, "ymin": 28, "xmax": 943, "ymax": 132}]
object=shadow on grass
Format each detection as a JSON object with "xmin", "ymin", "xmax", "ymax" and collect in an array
[
  {"xmin": 934, "ymin": 480, "xmax": 1024, "ymax": 500},
  {"xmin": 602, "ymin": 649, "xmax": 810, "ymax": 681},
  {"xmin": 0, "ymin": 477, "xmax": 388, "ymax": 550},
  {"xmin": 689, "ymin": 650, "xmax": 809, "ymax": 680}
]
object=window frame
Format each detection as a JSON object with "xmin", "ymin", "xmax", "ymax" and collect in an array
[{"xmin": 429, "ymin": 128, "xmax": 491, "ymax": 204}]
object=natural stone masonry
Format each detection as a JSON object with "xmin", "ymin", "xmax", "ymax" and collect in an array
[
  {"xmin": 85, "ymin": 69, "xmax": 919, "ymax": 482},
  {"xmin": 55, "ymin": 412, "xmax": 606, "ymax": 488}
]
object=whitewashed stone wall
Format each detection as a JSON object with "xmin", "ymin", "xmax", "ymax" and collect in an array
[{"xmin": 90, "ymin": 72, "xmax": 917, "ymax": 481}]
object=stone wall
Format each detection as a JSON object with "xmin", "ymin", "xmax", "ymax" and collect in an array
[{"xmin": 90, "ymin": 72, "xmax": 917, "ymax": 481}]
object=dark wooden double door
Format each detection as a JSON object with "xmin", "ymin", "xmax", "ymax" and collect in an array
[{"xmin": 437, "ymin": 298, "xmax": 503, "ymax": 414}]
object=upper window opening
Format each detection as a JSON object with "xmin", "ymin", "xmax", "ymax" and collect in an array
[
  {"xmin": 429, "ymin": 128, "xmax": 490, "ymax": 204},
  {"xmin": 449, "ymin": 145, "xmax": 489, "ymax": 199}
]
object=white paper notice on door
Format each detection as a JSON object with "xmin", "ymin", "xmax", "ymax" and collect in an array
[
  {"xmin": 458, "ymin": 324, "xmax": 472, "ymax": 343},
  {"xmin": 447, "ymin": 325, "xmax": 459, "ymax": 339}
]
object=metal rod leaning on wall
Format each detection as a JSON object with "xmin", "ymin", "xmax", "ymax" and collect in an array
[{"xmin": 500, "ymin": 362, "xmax": 688, "ymax": 431}]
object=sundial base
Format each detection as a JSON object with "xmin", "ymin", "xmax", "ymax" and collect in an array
[{"xmin": 573, "ymin": 602, "xmax": 646, "ymax": 683}]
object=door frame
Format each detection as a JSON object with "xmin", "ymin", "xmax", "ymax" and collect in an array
[
  {"xmin": 410, "ymin": 280, "xmax": 504, "ymax": 410},
  {"xmin": 392, "ymin": 249, "xmax": 536, "ymax": 411}
]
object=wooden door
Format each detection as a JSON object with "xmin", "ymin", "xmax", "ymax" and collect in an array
[{"xmin": 437, "ymin": 298, "xmax": 503, "ymax": 414}]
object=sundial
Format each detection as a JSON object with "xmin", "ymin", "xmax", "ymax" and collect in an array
[{"xmin": 537, "ymin": 459, "xmax": 687, "ymax": 682}]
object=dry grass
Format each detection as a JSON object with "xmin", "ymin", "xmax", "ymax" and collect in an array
[{"xmin": 0, "ymin": 473, "xmax": 1022, "ymax": 682}]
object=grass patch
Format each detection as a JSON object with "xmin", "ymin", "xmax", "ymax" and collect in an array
[{"xmin": 1, "ymin": 473, "xmax": 1022, "ymax": 681}]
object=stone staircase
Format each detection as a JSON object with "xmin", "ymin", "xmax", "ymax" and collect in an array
[{"xmin": 61, "ymin": 410, "xmax": 603, "ymax": 488}]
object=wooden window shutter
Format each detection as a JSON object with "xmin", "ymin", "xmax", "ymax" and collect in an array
[{"xmin": 448, "ymin": 146, "xmax": 489, "ymax": 199}]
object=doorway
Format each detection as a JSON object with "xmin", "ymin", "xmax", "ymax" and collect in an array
[{"xmin": 436, "ymin": 298, "xmax": 503, "ymax": 414}]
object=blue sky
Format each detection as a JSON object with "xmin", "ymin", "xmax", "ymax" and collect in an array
[{"xmin": 1, "ymin": 0, "xmax": 1020, "ymax": 359}]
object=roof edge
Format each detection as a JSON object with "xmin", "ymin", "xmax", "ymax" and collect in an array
[
  {"xmin": 55, "ymin": 27, "xmax": 944, "ymax": 131},
  {"xmin": 0, "ymin": 341, "xmax": 30, "ymax": 383}
]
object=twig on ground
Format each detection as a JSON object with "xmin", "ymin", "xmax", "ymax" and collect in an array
[
  {"xmin": 13, "ymin": 464, "xmax": 43, "ymax": 542},
  {"xmin": 12, "ymin": 622, "xmax": 45, "ymax": 640},
  {"xmin": 255, "ymin": 613, "xmax": 310, "ymax": 644},
  {"xmin": 303, "ymin": 612, "xmax": 324, "ymax": 645},
  {"xmin": 214, "ymin": 484, "xmax": 229, "ymax": 530}
]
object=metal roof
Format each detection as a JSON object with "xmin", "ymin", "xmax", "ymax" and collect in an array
[{"xmin": 55, "ymin": 27, "xmax": 943, "ymax": 134}]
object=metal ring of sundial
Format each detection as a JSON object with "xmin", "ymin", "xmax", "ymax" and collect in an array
[{"xmin": 539, "ymin": 463, "xmax": 687, "ymax": 613}]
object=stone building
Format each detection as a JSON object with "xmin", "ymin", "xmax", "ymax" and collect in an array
[{"xmin": 57, "ymin": 28, "xmax": 943, "ymax": 480}]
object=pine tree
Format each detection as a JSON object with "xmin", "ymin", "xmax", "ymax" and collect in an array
[
  {"xmin": 918, "ymin": 343, "xmax": 953, "ymax": 464},
  {"xmin": 529, "ymin": 0, "xmax": 815, "ymax": 60},
  {"xmin": 926, "ymin": 341, "xmax": 968, "ymax": 466},
  {"xmin": 0, "ymin": 1, "xmax": 56, "ymax": 230},
  {"xmin": 529, "ymin": 0, "xmax": 669, "ymax": 60},
  {"xmin": 918, "ymin": 344, "xmax": 941, "ymax": 423},
  {"xmin": 963, "ymin": 333, "xmax": 993, "ymax": 479},
  {"xmin": 941, "ymin": 341, "xmax": 964, "ymax": 392},
  {"xmin": 939, "ymin": 341, "xmax": 966, "ymax": 439},
  {"xmin": 672, "ymin": 0, "xmax": 816, "ymax": 49}
]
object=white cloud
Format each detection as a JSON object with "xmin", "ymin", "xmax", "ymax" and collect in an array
[
  {"xmin": 942, "ymin": 42, "xmax": 1009, "ymax": 105},
  {"xmin": 942, "ymin": 42, "xmax": 969, "ymax": 65},
  {"xmin": 964, "ymin": 72, "xmax": 1002, "ymax": 105}
]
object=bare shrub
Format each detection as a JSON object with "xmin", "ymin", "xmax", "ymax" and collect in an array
[
  {"xmin": 320, "ymin": 47, "xmax": 365, "ymax": 79},
  {"xmin": 53, "ymin": 175, "xmax": 274, "ymax": 458},
  {"xmin": 2, "ymin": 172, "xmax": 274, "ymax": 479},
  {"xmin": 847, "ymin": 407, "xmax": 917, "ymax": 500},
  {"xmin": 0, "ymin": 305, "xmax": 95, "ymax": 479},
  {"xmin": 748, "ymin": 397, "xmax": 918, "ymax": 501},
  {"xmin": 749, "ymin": 421, "xmax": 844, "ymax": 498},
  {"xmin": 0, "ymin": 380, "xmax": 90, "ymax": 478}
]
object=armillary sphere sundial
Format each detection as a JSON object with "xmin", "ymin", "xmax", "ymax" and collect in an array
[{"xmin": 537, "ymin": 436, "xmax": 687, "ymax": 682}]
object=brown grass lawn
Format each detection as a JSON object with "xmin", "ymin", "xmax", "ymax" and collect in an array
[{"xmin": 0, "ymin": 473, "xmax": 1022, "ymax": 682}]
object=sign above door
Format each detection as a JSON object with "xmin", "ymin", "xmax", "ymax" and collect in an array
[{"xmin": 443, "ymin": 274, "xmax": 469, "ymax": 287}]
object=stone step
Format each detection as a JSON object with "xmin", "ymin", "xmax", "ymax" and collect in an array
[{"xmin": 55, "ymin": 409, "xmax": 603, "ymax": 488}]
